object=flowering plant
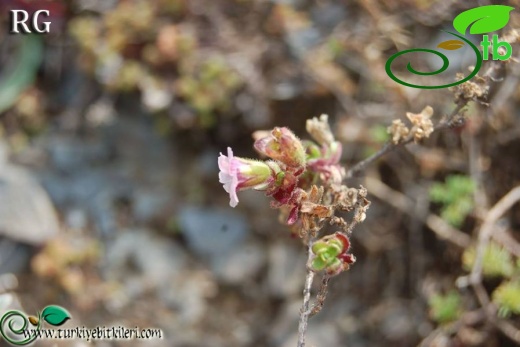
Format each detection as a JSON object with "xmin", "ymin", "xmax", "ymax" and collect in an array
[{"xmin": 218, "ymin": 115, "xmax": 371, "ymax": 346}]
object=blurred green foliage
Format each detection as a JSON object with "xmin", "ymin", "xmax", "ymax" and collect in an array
[
  {"xmin": 68, "ymin": 0, "xmax": 243, "ymax": 127},
  {"xmin": 462, "ymin": 242, "xmax": 515, "ymax": 278},
  {"xmin": 463, "ymin": 242, "xmax": 520, "ymax": 318},
  {"xmin": 428, "ymin": 291, "xmax": 462, "ymax": 324},
  {"xmin": 493, "ymin": 280, "xmax": 520, "ymax": 317},
  {"xmin": 177, "ymin": 57, "xmax": 242, "ymax": 127},
  {"xmin": 429, "ymin": 175, "xmax": 475, "ymax": 227},
  {"xmin": 369, "ymin": 124, "xmax": 390, "ymax": 144}
]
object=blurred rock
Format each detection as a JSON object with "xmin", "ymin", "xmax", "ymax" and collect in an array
[
  {"xmin": 286, "ymin": 27, "xmax": 321, "ymax": 58},
  {"xmin": 38, "ymin": 115, "xmax": 176, "ymax": 236},
  {"xmin": 0, "ymin": 143, "xmax": 59, "ymax": 245},
  {"xmin": 177, "ymin": 206, "xmax": 267, "ymax": 285},
  {"xmin": 196, "ymin": 149, "xmax": 219, "ymax": 179},
  {"xmin": 282, "ymin": 322, "xmax": 341, "ymax": 347},
  {"xmin": 0, "ymin": 292, "xmax": 23, "ymax": 313},
  {"xmin": 0, "ymin": 293, "xmax": 13, "ymax": 311},
  {"xmin": 268, "ymin": 298, "xmax": 301, "ymax": 346},
  {"xmin": 267, "ymin": 241, "xmax": 307, "ymax": 298},
  {"xmin": 270, "ymin": 0, "xmax": 306, "ymax": 8},
  {"xmin": 104, "ymin": 229, "xmax": 187, "ymax": 287},
  {"xmin": 0, "ymin": 273, "xmax": 18, "ymax": 293},
  {"xmin": 46, "ymin": 135, "xmax": 111, "ymax": 174},
  {"xmin": 104, "ymin": 229, "xmax": 215, "ymax": 325},
  {"xmin": 159, "ymin": 270, "xmax": 216, "ymax": 324},
  {"xmin": 366, "ymin": 300, "xmax": 416, "ymax": 343},
  {"xmin": 380, "ymin": 305, "xmax": 415, "ymax": 341},
  {"xmin": 0, "ymin": 239, "xmax": 32, "ymax": 274},
  {"xmin": 132, "ymin": 187, "xmax": 172, "ymax": 224},
  {"xmin": 40, "ymin": 171, "xmax": 123, "ymax": 235},
  {"xmin": 270, "ymin": 298, "xmax": 342, "ymax": 347},
  {"xmin": 310, "ymin": 3, "xmax": 347, "ymax": 33},
  {"xmin": 178, "ymin": 206, "xmax": 249, "ymax": 259},
  {"xmin": 211, "ymin": 240, "xmax": 266, "ymax": 285},
  {"xmin": 64, "ymin": 208, "xmax": 88, "ymax": 230},
  {"xmin": 271, "ymin": 81, "xmax": 302, "ymax": 101}
]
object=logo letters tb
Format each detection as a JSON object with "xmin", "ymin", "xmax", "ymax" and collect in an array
[{"xmin": 10, "ymin": 10, "xmax": 51, "ymax": 34}]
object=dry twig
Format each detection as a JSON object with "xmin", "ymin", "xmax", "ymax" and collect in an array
[
  {"xmin": 346, "ymin": 101, "xmax": 468, "ymax": 178},
  {"xmin": 469, "ymin": 186, "xmax": 520, "ymax": 285},
  {"xmin": 365, "ymin": 176, "xmax": 471, "ymax": 248}
]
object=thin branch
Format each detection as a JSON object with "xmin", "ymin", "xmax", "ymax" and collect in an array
[
  {"xmin": 492, "ymin": 226, "xmax": 520, "ymax": 258},
  {"xmin": 418, "ymin": 308, "xmax": 486, "ymax": 347},
  {"xmin": 470, "ymin": 186, "xmax": 520, "ymax": 285},
  {"xmin": 494, "ymin": 319, "xmax": 520, "ymax": 345},
  {"xmin": 365, "ymin": 176, "xmax": 471, "ymax": 248},
  {"xmin": 346, "ymin": 101, "xmax": 468, "ymax": 178},
  {"xmin": 297, "ymin": 240, "xmax": 316, "ymax": 347},
  {"xmin": 309, "ymin": 275, "xmax": 330, "ymax": 317}
]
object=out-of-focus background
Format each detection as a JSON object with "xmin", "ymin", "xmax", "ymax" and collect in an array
[{"xmin": 0, "ymin": 0, "xmax": 519, "ymax": 346}]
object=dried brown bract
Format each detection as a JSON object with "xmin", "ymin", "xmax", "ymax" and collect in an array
[
  {"xmin": 387, "ymin": 119, "xmax": 410, "ymax": 144},
  {"xmin": 407, "ymin": 105, "xmax": 434, "ymax": 143},
  {"xmin": 451, "ymin": 73, "xmax": 489, "ymax": 103}
]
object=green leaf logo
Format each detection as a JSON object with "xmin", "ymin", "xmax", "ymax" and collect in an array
[
  {"xmin": 453, "ymin": 5, "xmax": 514, "ymax": 35},
  {"xmin": 437, "ymin": 39, "xmax": 465, "ymax": 50},
  {"xmin": 41, "ymin": 305, "xmax": 71, "ymax": 326}
]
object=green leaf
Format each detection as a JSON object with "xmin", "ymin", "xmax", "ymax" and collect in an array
[
  {"xmin": 42, "ymin": 305, "xmax": 71, "ymax": 326},
  {"xmin": 311, "ymin": 240, "xmax": 329, "ymax": 255},
  {"xmin": 311, "ymin": 257, "xmax": 327, "ymax": 271},
  {"xmin": 453, "ymin": 5, "xmax": 514, "ymax": 35},
  {"xmin": 328, "ymin": 240, "xmax": 344, "ymax": 256},
  {"xmin": 319, "ymin": 249, "xmax": 336, "ymax": 263},
  {"xmin": 437, "ymin": 40, "xmax": 465, "ymax": 50}
]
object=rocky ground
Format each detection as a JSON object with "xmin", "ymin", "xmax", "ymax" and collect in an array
[{"xmin": 0, "ymin": 1, "xmax": 520, "ymax": 347}]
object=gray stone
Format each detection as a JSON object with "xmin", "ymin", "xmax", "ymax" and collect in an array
[
  {"xmin": 311, "ymin": 3, "xmax": 347, "ymax": 32},
  {"xmin": 101, "ymin": 229, "xmax": 215, "ymax": 322},
  {"xmin": 0, "ymin": 239, "xmax": 32, "ymax": 274},
  {"xmin": 46, "ymin": 135, "xmax": 111, "ymax": 174},
  {"xmin": 267, "ymin": 241, "xmax": 307, "ymax": 298},
  {"xmin": 211, "ymin": 241, "xmax": 266, "ymax": 285},
  {"xmin": 178, "ymin": 206, "xmax": 249, "ymax": 259},
  {"xmin": 0, "ymin": 145, "xmax": 59, "ymax": 244},
  {"xmin": 282, "ymin": 322, "xmax": 341, "ymax": 347},
  {"xmin": 286, "ymin": 27, "xmax": 322, "ymax": 59},
  {"xmin": 132, "ymin": 187, "xmax": 173, "ymax": 224},
  {"xmin": 380, "ymin": 304, "xmax": 415, "ymax": 341},
  {"xmin": 103, "ymin": 229, "xmax": 187, "ymax": 285},
  {"xmin": 268, "ymin": 299, "xmax": 301, "ymax": 346}
]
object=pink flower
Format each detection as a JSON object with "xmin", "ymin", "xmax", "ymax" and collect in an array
[{"xmin": 218, "ymin": 147, "xmax": 273, "ymax": 207}]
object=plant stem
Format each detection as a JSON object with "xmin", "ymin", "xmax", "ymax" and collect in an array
[
  {"xmin": 346, "ymin": 101, "xmax": 468, "ymax": 178},
  {"xmin": 297, "ymin": 241, "xmax": 315, "ymax": 347}
]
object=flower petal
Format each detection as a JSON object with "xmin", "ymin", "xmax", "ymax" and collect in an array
[{"xmin": 218, "ymin": 147, "xmax": 240, "ymax": 207}]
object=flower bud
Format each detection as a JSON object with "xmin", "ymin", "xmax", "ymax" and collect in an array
[{"xmin": 254, "ymin": 127, "xmax": 306, "ymax": 168}]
